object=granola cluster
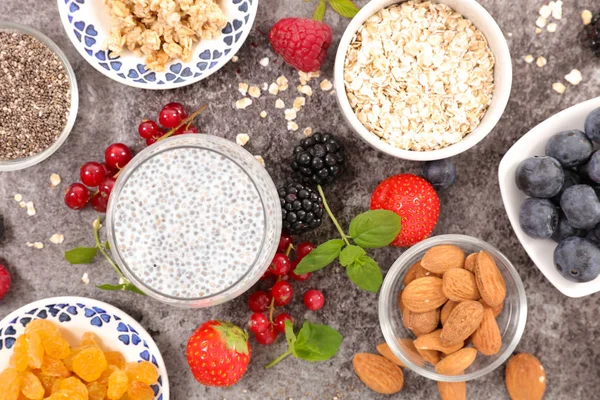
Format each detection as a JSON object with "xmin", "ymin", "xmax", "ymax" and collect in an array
[
  {"xmin": 344, "ymin": 1, "xmax": 495, "ymax": 151},
  {"xmin": 103, "ymin": 0, "xmax": 227, "ymax": 71}
]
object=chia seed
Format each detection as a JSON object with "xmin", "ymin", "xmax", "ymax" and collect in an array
[{"xmin": 0, "ymin": 31, "xmax": 71, "ymax": 161}]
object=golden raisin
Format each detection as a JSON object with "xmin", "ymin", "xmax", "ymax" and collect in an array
[
  {"xmin": 124, "ymin": 361, "xmax": 158, "ymax": 385},
  {"xmin": 97, "ymin": 365, "xmax": 119, "ymax": 385},
  {"xmin": 86, "ymin": 381, "xmax": 107, "ymax": 400},
  {"xmin": 42, "ymin": 335, "xmax": 71, "ymax": 360},
  {"xmin": 41, "ymin": 356, "xmax": 71, "ymax": 378},
  {"xmin": 0, "ymin": 368, "xmax": 22, "ymax": 400},
  {"xmin": 11, "ymin": 335, "xmax": 29, "ymax": 372},
  {"xmin": 46, "ymin": 389, "xmax": 86, "ymax": 400},
  {"xmin": 20, "ymin": 370, "xmax": 45, "ymax": 400},
  {"xmin": 107, "ymin": 370, "xmax": 129, "ymax": 400},
  {"xmin": 72, "ymin": 347, "xmax": 107, "ymax": 382},
  {"xmin": 58, "ymin": 377, "xmax": 88, "ymax": 399},
  {"xmin": 50, "ymin": 378, "xmax": 63, "ymax": 394},
  {"xmin": 127, "ymin": 381, "xmax": 154, "ymax": 400},
  {"xmin": 31, "ymin": 371, "xmax": 57, "ymax": 396},
  {"xmin": 24, "ymin": 320, "xmax": 60, "ymax": 336},
  {"xmin": 79, "ymin": 332, "xmax": 100, "ymax": 347},
  {"xmin": 104, "ymin": 351, "xmax": 126, "ymax": 369},
  {"xmin": 24, "ymin": 332, "xmax": 44, "ymax": 369}
]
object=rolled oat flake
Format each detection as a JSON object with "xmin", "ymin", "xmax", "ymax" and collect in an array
[{"xmin": 0, "ymin": 30, "xmax": 71, "ymax": 160}]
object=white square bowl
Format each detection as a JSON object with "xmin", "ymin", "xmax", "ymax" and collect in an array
[{"xmin": 498, "ymin": 97, "xmax": 600, "ymax": 298}]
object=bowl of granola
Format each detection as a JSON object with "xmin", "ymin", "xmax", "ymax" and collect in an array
[
  {"xmin": 334, "ymin": 0, "xmax": 512, "ymax": 161},
  {"xmin": 57, "ymin": 0, "xmax": 258, "ymax": 89}
]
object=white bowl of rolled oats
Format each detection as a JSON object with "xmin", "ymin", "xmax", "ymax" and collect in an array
[{"xmin": 334, "ymin": 0, "xmax": 512, "ymax": 161}]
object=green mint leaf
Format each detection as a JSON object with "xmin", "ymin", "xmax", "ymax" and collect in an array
[
  {"xmin": 104, "ymin": 241, "xmax": 110, "ymax": 250},
  {"xmin": 284, "ymin": 320, "xmax": 298, "ymax": 357},
  {"xmin": 313, "ymin": 0, "xmax": 326, "ymax": 21},
  {"xmin": 64, "ymin": 246, "xmax": 98, "ymax": 264},
  {"xmin": 346, "ymin": 255, "xmax": 383, "ymax": 293},
  {"xmin": 327, "ymin": 0, "xmax": 359, "ymax": 18},
  {"xmin": 294, "ymin": 239, "xmax": 345, "ymax": 274},
  {"xmin": 124, "ymin": 283, "xmax": 146, "ymax": 295},
  {"xmin": 292, "ymin": 322, "xmax": 343, "ymax": 362},
  {"xmin": 348, "ymin": 210, "xmax": 401, "ymax": 248},
  {"xmin": 339, "ymin": 245, "xmax": 366, "ymax": 267},
  {"xmin": 97, "ymin": 283, "xmax": 126, "ymax": 291}
]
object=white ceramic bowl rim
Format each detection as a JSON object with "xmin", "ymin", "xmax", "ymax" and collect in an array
[
  {"xmin": 378, "ymin": 234, "xmax": 528, "ymax": 382},
  {"xmin": 0, "ymin": 21, "xmax": 79, "ymax": 172},
  {"xmin": 333, "ymin": 0, "xmax": 513, "ymax": 161}
]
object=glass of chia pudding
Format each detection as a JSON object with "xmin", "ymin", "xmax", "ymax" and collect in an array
[{"xmin": 105, "ymin": 135, "xmax": 281, "ymax": 307}]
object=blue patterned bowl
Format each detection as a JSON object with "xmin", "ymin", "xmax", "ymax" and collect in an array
[
  {"xmin": 0, "ymin": 296, "xmax": 169, "ymax": 399},
  {"xmin": 57, "ymin": 0, "xmax": 258, "ymax": 89}
]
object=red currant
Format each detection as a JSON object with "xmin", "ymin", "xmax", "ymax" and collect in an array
[
  {"xmin": 105, "ymin": 143, "xmax": 133, "ymax": 170},
  {"xmin": 146, "ymin": 137, "xmax": 158, "ymax": 146},
  {"xmin": 99, "ymin": 177, "xmax": 116, "ymax": 198},
  {"xmin": 278, "ymin": 233, "xmax": 293, "ymax": 252},
  {"xmin": 303, "ymin": 289, "xmax": 325, "ymax": 311},
  {"xmin": 248, "ymin": 313, "xmax": 269, "ymax": 334},
  {"xmin": 296, "ymin": 242, "xmax": 315, "ymax": 260},
  {"xmin": 164, "ymin": 102, "xmax": 187, "ymax": 118},
  {"xmin": 159, "ymin": 105, "xmax": 184, "ymax": 128},
  {"xmin": 271, "ymin": 281, "xmax": 293, "ymax": 306},
  {"xmin": 254, "ymin": 326, "xmax": 278, "ymax": 345},
  {"xmin": 273, "ymin": 313, "xmax": 293, "ymax": 334},
  {"xmin": 260, "ymin": 268, "xmax": 273, "ymax": 280},
  {"xmin": 80, "ymin": 162, "xmax": 106, "ymax": 187},
  {"xmin": 101, "ymin": 162, "xmax": 118, "ymax": 177},
  {"xmin": 174, "ymin": 125, "xmax": 199, "ymax": 135},
  {"xmin": 269, "ymin": 253, "xmax": 291, "ymax": 276},
  {"xmin": 138, "ymin": 120, "xmax": 160, "ymax": 140},
  {"xmin": 248, "ymin": 291, "xmax": 272, "ymax": 313},
  {"xmin": 64, "ymin": 183, "xmax": 89, "ymax": 210},
  {"xmin": 90, "ymin": 192, "xmax": 109, "ymax": 213},
  {"xmin": 290, "ymin": 260, "xmax": 311, "ymax": 281}
]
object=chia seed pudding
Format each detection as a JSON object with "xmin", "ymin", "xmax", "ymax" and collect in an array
[{"xmin": 108, "ymin": 135, "xmax": 281, "ymax": 306}]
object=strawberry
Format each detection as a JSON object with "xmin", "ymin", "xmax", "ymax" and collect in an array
[
  {"xmin": 371, "ymin": 174, "xmax": 440, "ymax": 247},
  {"xmin": 186, "ymin": 320, "xmax": 251, "ymax": 387},
  {"xmin": 269, "ymin": 18, "xmax": 332, "ymax": 72}
]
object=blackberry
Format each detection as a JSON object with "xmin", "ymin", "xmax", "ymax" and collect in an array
[
  {"xmin": 590, "ymin": 13, "xmax": 600, "ymax": 56},
  {"xmin": 291, "ymin": 132, "xmax": 345, "ymax": 186},
  {"xmin": 278, "ymin": 182, "xmax": 324, "ymax": 235}
]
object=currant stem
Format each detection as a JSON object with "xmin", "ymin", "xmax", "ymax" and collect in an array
[
  {"xmin": 317, "ymin": 185, "xmax": 350, "ymax": 246},
  {"xmin": 93, "ymin": 217, "xmax": 125, "ymax": 280},
  {"xmin": 158, "ymin": 104, "xmax": 208, "ymax": 142},
  {"xmin": 265, "ymin": 350, "xmax": 292, "ymax": 369}
]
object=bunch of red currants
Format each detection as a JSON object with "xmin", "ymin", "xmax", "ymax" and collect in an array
[
  {"xmin": 247, "ymin": 233, "xmax": 325, "ymax": 345},
  {"xmin": 138, "ymin": 102, "xmax": 200, "ymax": 145}
]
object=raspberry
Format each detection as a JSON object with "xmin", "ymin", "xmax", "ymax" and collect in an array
[
  {"xmin": 0, "ymin": 264, "xmax": 11, "ymax": 299},
  {"xmin": 269, "ymin": 18, "xmax": 332, "ymax": 72}
]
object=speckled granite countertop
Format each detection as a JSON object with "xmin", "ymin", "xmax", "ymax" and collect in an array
[{"xmin": 1, "ymin": 0, "xmax": 599, "ymax": 398}]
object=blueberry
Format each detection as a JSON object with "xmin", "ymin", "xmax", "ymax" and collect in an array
[
  {"xmin": 545, "ymin": 130, "xmax": 592, "ymax": 167},
  {"xmin": 551, "ymin": 169, "xmax": 580, "ymax": 204},
  {"xmin": 554, "ymin": 237, "xmax": 600, "ymax": 283},
  {"xmin": 551, "ymin": 211, "xmax": 585, "ymax": 242},
  {"xmin": 422, "ymin": 159, "xmax": 456, "ymax": 189},
  {"xmin": 519, "ymin": 198, "xmax": 558, "ymax": 239},
  {"xmin": 580, "ymin": 151, "xmax": 600, "ymax": 183},
  {"xmin": 584, "ymin": 107, "xmax": 600, "ymax": 143},
  {"xmin": 560, "ymin": 184, "xmax": 600, "ymax": 229},
  {"xmin": 586, "ymin": 225, "xmax": 600, "ymax": 246},
  {"xmin": 515, "ymin": 156, "xmax": 564, "ymax": 198}
]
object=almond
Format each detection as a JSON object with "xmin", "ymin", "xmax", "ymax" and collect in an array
[
  {"xmin": 413, "ymin": 329, "xmax": 464, "ymax": 355},
  {"xmin": 421, "ymin": 245, "xmax": 465, "ymax": 274},
  {"xmin": 398, "ymin": 290, "xmax": 404, "ymax": 313},
  {"xmin": 442, "ymin": 268, "xmax": 481, "ymax": 302},
  {"xmin": 479, "ymin": 298, "xmax": 504, "ymax": 318},
  {"xmin": 402, "ymin": 277, "xmax": 447, "ymax": 313},
  {"xmin": 441, "ymin": 300, "xmax": 458, "ymax": 326},
  {"xmin": 438, "ymin": 381, "xmax": 467, "ymax": 400},
  {"xmin": 415, "ymin": 345, "xmax": 440, "ymax": 365},
  {"xmin": 403, "ymin": 260, "xmax": 422, "ymax": 285},
  {"xmin": 505, "ymin": 353, "xmax": 546, "ymax": 400},
  {"xmin": 435, "ymin": 348, "xmax": 478, "ymax": 375},
  {"xmin": 353, "ymin": 353, "xmax": 404, "ymax": 394},
  {"xmin": 464, "ymin": 253, "xmax": 477, "ymax": 273},
  {"xmin": 471, "ymin": 307, "xmax": 502, "ymax": 355},
  {"xmin": 376, "ymin": 342, "xmax": 405, "ymax": 367},
  {"xmin": 440, "ymin": 301, "xmax": 484, "ymax": 347},
  {"xmin": 399, "ymin": 338, "xmax": 426, "ymax": 367},
  {"xmin": 402, "ymin": 308, "xmax": 440, "ymax": 336},
  {"xmin": 474, "ymin": 251, "xmax": 506, "ymax": 307}
]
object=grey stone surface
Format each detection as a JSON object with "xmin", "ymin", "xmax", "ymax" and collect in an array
[{"xmin": 1, "ymin": 0, "xmax": 600, "ymax": 399}]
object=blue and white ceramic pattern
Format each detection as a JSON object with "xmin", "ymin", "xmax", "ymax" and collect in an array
[
  {"xmin": 57, "ymin": 0, "xmax": 258, "ymax": 89},
  {"xmin": 0, "ymin": 296, "xmax": 169, "ymax": 399}
]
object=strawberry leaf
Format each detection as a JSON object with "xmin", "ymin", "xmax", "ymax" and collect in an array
[
  {"xmin": 349, "ymin": 210, "xmax": 401, "ymax": 248},
  {"xmin": 213, "ymin": 321, "xmax": 250, "ymax": 355},
  {"xmin": 65, "ymin": 246, "xmax": 98, "ymax": 264},
  {"xmin": 346, "ymin": 255, "xmax": 383, "ymax": 293},
  {"xmin": 313, "ymin": 0, "xmax": 326, "ymax": 21},
  {"xmin": 294, "ymin": 239, "xmax": 345, "ymax": 274},
  {"xmin": 327, "ymin": 0, "xmax": 359, "ymax": 18}
]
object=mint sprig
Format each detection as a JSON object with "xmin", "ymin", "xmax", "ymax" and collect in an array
[
  {"xmin": 265, "ymin": 320, "xmax": 343, "ymax": 368},
  {"xmin": 312, "ymin": 0, "xmax": 359, "ymax": 21},
  {"xmin": 294, "ymin": 186, "xmax": 400, "ymax": 293},
  {"xmin": 64, "ymin": 217, "xmax": 145, "ymax": 296}
]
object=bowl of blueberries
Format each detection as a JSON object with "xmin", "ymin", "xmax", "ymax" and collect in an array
[{"xmin": 498, "ymin": 97, "xmax": 600, "ymax": 297}]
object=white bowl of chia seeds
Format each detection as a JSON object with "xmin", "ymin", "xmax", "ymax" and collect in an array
[
  {"xmin": 0, "ymin": 21, "xmax": 78, "ymax": 171},
  {"xmin": 105, "ymin": 135, "xmax": 282, "ymax": 308}
]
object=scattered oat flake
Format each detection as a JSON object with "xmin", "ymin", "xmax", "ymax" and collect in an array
[
  {"xmin": 547, "ymin": 23, "xmax": 557, "ymax": 32},
  {"xmin": 14, "ymin": 194, "xmax": 23, "ymax": 202},
  {"xmin": 320, "ymin": 79, "xmax": 333, "ymax": 91},
  {"xmin": 82, "ymin": 273, "xmax": 90, "ymax": 285},
  {"xmin": 238, "ymin": 82, "xmax": 249, "ymax": 96},
  {"xmin": 33, "ymin": 242, "xmax": 44, "ymax": 249},
  {"xmin": 536, "ymin": 56, "xmax": 547, "ymax": 68},
  {"xmin": 535, "ymin": 27, "xmax": 543, "ymax": 34},
  {"xmin": 26, "ymin": 201, "xmax": 36, "ymax": 216},
  {"xmin": 232, "ymin": 55, "xmax": 239, "ymax": 62},
  {"xmin": 275, "ymin": 99, "xmax": 285, "ymax": 109},
  {"xmin": 551, "ymin": 1, "xmax": 563, "ymax": 20},
  {"xmin": 284, "ymin": 109, "xmax": 297, "ymax": 121},
  {"xmin": 268, "ymin": 83, "xmax": 279, "ymax": 95},
  {"xmin": 254, "ymin": 155, "xmax": 265, "ymax": 167},
  {"xmin": 293, "ymin": 97, "xmax": 306, "ymax": 111},
  {"xmin": 50, "ymin": 173, "xmax": 61, "ymax": 187},
  {"xmin": 50, "ymin": 233, "xmax": 65, "ymax": 244},
  {"xmin": 539, "ymin": 5, "xmax": 551, "ymax": 19},
  {"xmin": 262, "ymin": 82, "xmax": 268, "ymax": 91},
  {"xmin": 536, "ymin": 16, "xmax": 547, "ymax": 28},
  {"xmin": 298, "ymin": 85, "xmax": 313, "ymax": 96},
  {"xmin": 235, "ymin": 98, "xmax": 253, "ymax": 109},
  {"xmin": 259, "ymin": 57, "xmax": 269, "ymax": 67},
  {"xmin": 582, "ymin": 10, "xmax": 593, "ymax": 25},
  {"xmin": 287, "ymin": 121, "xmax": 299, "ymax": 131},
  {"xmin": 118, "ymin": 277, "xmax": 125, "ymax": 285},
  {"xmin": 524, "ymin": 55, "xmax": 534, "ymax": 63},
  {"xmin": 19, "ymin": 201, "xmax": 27, "ymax": 208},
  {"xmin": 552, "ymin": 82, "xmax": 566, "ymax": 94},
  {"xmin": 248, "ymin": 86, "xmax": 261, "ymax": 98},
  {"xmin": 236, "ymin": 133, "xmax": 250, "ymax": 146},
  {"xmin": 303, "ymin": 127, "xmax": 313, "ymax": 137},
  {"xmin": 276, "ymin": 75, "xmax": 289, "ymax": 91},
  {"xmin": 565, "ymin": 69, "xmax": 583, "ymax": 85},
  {"xmin": 260, "ymin": 110, "xmax": 267, "ymax": 118}
]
